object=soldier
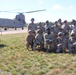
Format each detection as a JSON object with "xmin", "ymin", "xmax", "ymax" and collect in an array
[
  {"xmin": 61, "ymin": 20, "xmax": 70, "ymax": 48},
  {"xmin": 69, "ymin": 20, "xmax": 76, "ymax": 33},
  {"xmin": 56, "ymin": 32, "xmax": 66, "ymax": 53},
  {"xmin": 26, "ymin": 30, "xmax": 35, "ymax": 50},
  {"xmin": 28, "ymin": 18, "xmax": 37, "ymax": 35},
  {"xmin": 44, "ymin": 28, "xmax": 55, "ymax": 52},
  {"xmin": 44, "ymin": 20, "xmax": 52, "ymax": 33},
  {"xmin": 68, "ymin": 33, "xmax": 76, "ymax": 54},
  {"xmin": 53, "ymin": 21, "xmax": 61, "ymax": 38},
  {"xmin": 71, "ymin": 21, "xmax": 76, "ymax": 37},
  {"xmin": 69, "ymin": 22, "xmax": 75, "ymax": 33},
  {"xmin": 33, "ymin": 29, "xmax": 44, "ymax": 51},
  {"xmin": 61, "ymin": 20, "xmax": 70, "ymax": 39},
  {"xmin": 58, "ymin": 19, "xmax": 63, "ymax": 26},
  {"xmin": 37, "ymin": 22, "xmax": 45, "ymax": 34}
]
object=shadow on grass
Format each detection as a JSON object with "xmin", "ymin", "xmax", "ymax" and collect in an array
[
  {"xmin": 34, "ymin": 48, "xmax": 72, "ymax": 54},
  {"xmin": 0, "ymin": 44, "xmax": 7, "ymax": 48}
]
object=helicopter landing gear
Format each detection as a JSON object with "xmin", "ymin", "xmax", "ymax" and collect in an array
[
  {"xmin": 15, "ymin": 28, "xmax": 17, "ymax": 30},
  {"xmin": 22, "ymin": 27, "xmax": 24, "ymax": 30},
  {"xmin": 4, "ymin": 27, "xmax": 7, "ymax": 30}
]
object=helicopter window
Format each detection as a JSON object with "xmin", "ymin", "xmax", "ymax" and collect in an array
[
  {"xmin": 15, "ymin": 13, "xmax": 25, "ymax": 24},
  {"xmin": 15, "ymin": 15, "xmax": 20, "ymax": 21}
]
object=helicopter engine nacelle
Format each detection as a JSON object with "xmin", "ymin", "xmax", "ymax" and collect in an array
[{"xmin": 15, "ymin": 13, "xmax": 25, "ymax": 24}]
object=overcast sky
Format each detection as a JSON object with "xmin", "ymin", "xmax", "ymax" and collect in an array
[{"xmin": 0, "ymin": 0, "xmax": 76, "ymax": 23}]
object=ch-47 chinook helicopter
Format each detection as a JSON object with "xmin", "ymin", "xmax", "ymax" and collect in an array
[{"xmin": 0, "ymin": 9, "xmax": 46, "ymax": 30}]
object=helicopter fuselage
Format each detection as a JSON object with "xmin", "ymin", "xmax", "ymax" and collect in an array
[
  {"xmin": 0, "ymin": 18, "xmax": 25, "ymax": 28},
  {"xmin": 0, "ymin": 13, "xmax": 25, "ymax": 30}
]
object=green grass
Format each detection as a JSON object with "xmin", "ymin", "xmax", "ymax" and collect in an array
[{"xmin": 0, "ymin": 33, "xmax": 76, "ymax": 75}]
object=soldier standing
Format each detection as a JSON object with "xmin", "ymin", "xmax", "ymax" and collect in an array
[
  {"xmin": 61, "ymin": 20, "xmax": 70, "ymax": 39},
  {"xmin": 71, "ymin": 20, "xmax": 76, "ymax": 37},
  {"xmin": 37, "ymin": 22, "xmax": 45, "ymax": 34},
  {"xmin": 61, "ymin": 20, "xmax": 70, "ymax": 48},
  {"xmin": 56, "ymin": 32, "xmax": 66, "ymax": 53},
  {"xmin": 53, "ymin": 21, "xmax": 61, "ymax": 38},
  {"xmin": 57, "ymin": 19, "xmax": 63, "ymax": 26},
  {"xmin": 44, "ymin": 20, "xmax": 52, "ymax": 33},
  {"xmin": 69, "ymin": 20, "xmax": 76, "ymax": 33},
  {"xmin": 28, "ymin": 18, "xmax": 37, "ymax": 35}
]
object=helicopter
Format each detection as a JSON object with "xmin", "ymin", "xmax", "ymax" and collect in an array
[{"xmin": 0, "ymin": 9, "xmax": 46, "ymax": 30}]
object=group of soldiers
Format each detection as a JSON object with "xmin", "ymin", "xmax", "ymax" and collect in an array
[{"xmin": 26, "ymin": 18, "xmax": 76, "ymax": 54}]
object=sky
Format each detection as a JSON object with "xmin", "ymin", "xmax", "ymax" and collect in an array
[{"xmin": 0, "ymin": 0, "xmax": 76, "ymax": 23}]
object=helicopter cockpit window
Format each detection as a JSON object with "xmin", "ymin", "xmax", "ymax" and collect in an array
[
  {"xmin": 15, "ymin": 13, "xmax": 25, "ymax": 22},
  {"xmin": 15, "ymin": 15, "xmax": 20, "ymax": 21}
]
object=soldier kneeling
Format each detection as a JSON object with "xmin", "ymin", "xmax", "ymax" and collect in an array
[
  {"xmin": 26, "ymin": 30, "xmax": 35, "ymax": 50},
  {"xmin": 33, "ymin": 29, "xmax": 44, "ymax": 51},
  {"xmin": 44, "ymin": 28, "xmax": 54, "ymax": 52},
  {"xmin": 68, "ymin": 33, "xmax": 76, "ymax": 54},
  {"xmin": 56, "ymin": 32, "xmax": 66, "ymax": 53}
]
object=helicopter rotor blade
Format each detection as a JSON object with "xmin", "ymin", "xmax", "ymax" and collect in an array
[
  {"xmin": 0, "ymin": 9, "xmax": 46, "ymax": 13},
  {"xmin": 22, "ymin": 9, "xmax": 46, "ymax": 13},
  {"xmin": 0, "ymin": 9, "xmax": 23, "ymax": 13}
]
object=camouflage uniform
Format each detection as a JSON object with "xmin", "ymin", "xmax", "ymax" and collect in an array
[
  {"xmin": 68, "ymin": 33, "xmax": 76, "ymax": 54},
  {"xmin": 53, "ymin": 21, "xmax": 61, "ymax": 38},
  {"xmin": 57, "ymin": 19, "xmax": 63, "ymax": 27},
  {"xmin": 61, "ymin": 20, "xmax": 70, "ymax": 48},
  {"xmin": 28, "ymin": 23, "xmax": 37, "ymax": 34},
  {"xmin": 69, "ymin": 20, "xmax": 76, "ymax": 34},
  {"xmin": 33, "ymin": 29, "xmax": 44, "ymax": 50},
  {"xmin": 28, "ymin": 18, "xmax": 37, "ymax": 35},
  {"xmin": 37, "ymin": 22, "xmax": 45, "ymax": 34},
  {"xmin": 26, "ymin": 30, "xmax": 35, "ymax": 50},
  {"xmin": 69, "ymin": 24, "xmax": 75, "ymax": 34},
  {"xmin": 44, "ymin": 28, "xmax": 55, "ymax": 52},
  {"xmin": 61, "ymin": 20, "xmax": 70, "ymax": 38},
  {"xmin": 71, "ymin": 26, "xmax": 76, "ymax": 37},
  {"xmin": 44, "ymin": 20, "xmax": 52, "ymax": 33},
  {"xmin": 56, "ymin": 32, "xmax": 66, "ymax": 53}
]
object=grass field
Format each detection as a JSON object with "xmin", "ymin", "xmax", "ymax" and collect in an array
[{"xmin": 0, "ymin": 33, "xmax": 76, "ymax": 75}]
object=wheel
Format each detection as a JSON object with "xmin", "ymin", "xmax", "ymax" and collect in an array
[
  {"xmin": 22, "ymin": 27, "xmax": 24, "ymax": 30},
  {"xmin": 4, "ymin": 27, "xmax": 7, "ymax": 30},
  {"xmin": 15, "ymin": 28, "xmax": 17, "ymax": 30}
]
